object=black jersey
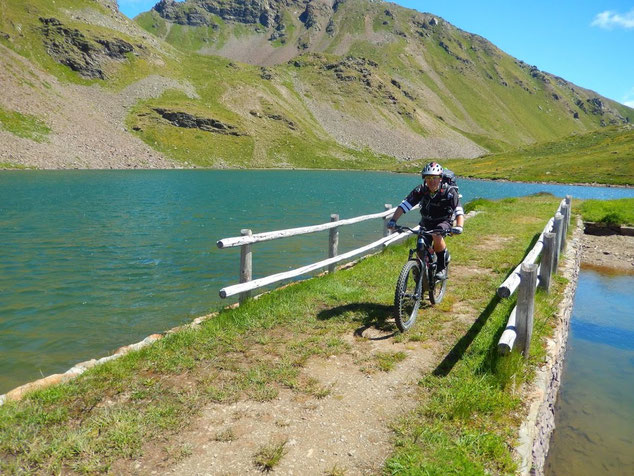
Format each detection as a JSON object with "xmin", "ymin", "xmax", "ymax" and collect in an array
[{"xmin": 398, "ymin": 184, "xmax": 463, "ymax": 223}]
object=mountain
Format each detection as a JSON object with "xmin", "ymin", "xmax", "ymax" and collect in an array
[{"xmin": 0, "ymin": 0, "xmax": 632, "ymax": 172}]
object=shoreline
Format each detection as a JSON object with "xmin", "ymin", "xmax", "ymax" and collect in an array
[{"xmin": 0, "ymin": 165, "xmax": 632, "ymax": 188}]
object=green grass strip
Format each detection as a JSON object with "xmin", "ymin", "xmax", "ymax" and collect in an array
[
  {"xmin": 579, "ymin": 198, "xmax": 634, "ymax": 226},
  {"xmin": 0, "ymin": 106, "xmax": 50, "ymax": 142}
]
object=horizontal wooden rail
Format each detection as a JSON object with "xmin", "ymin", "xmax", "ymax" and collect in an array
[
  {"xmin": 217, "ymin": 203, "xmax": 424, "ymax": 301},
  {"xmin": 498, "ymin": 196, "xmax": 572, "ymax": 357},
  {"xmin": 217, "ymin": 207, "xmax": 399, "ymax": 248},
  {"xmin": 219, "ymin": 232, "xmax": 398, "ymax": 298},
  {"xmin": 496, "ymin": 217, "xmax": 554, "ymax": 298},
  {"xmin": 498, "ymin": 307, "xmax": 517, "ymax": 355},
  {"xmin": 497, "ymin": 198, "xmax": 568, "ymax": 298}
]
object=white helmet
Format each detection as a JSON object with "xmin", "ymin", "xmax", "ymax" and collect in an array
[{"xmin": 422, "ymin": 161, "xmax": 443, "ymax": 178}]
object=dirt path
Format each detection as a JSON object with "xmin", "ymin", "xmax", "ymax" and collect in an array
[
  {"xmin": 580, "ymin": 232, "xmax": 634, "ymax": 272},
  {"xmin": 125, "ymin": 329, "xmax": 446, "ymax": 476}
]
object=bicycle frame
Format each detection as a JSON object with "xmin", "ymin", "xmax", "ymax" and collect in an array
[
  {"xmin": 398, "ymin": 226, "xmax": 450, "ymax": 291},
  {"xmin": 392, "ymin": 225, "xmax": 452, "ymax": 331}
]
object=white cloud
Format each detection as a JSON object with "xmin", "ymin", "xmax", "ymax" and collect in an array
[
  {"xmin": 591, "ymin": 9, "xmax": 634, "ymax": 29},
  {"xmin": 623, "ymin": 87, "xmax": 634, "ymax": 108}
]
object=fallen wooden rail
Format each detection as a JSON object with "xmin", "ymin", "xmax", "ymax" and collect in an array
[
  {"xmin": 498, "ymin": 195, "xmax": 572, "ymax": 357},
  {"xmin": 217, "ymin": 204, "xmax": 419, "ymax": 302}
]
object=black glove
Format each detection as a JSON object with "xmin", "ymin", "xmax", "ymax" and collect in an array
[{"xmin": 387, "ymin": 219, "xmax": 397, "ymax": 229}]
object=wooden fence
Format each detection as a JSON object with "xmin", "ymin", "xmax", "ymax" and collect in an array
[
  {"xmin": 497, "ymin": 195, "xmax": 572, "ymax": 357},
  {"xmin": 217, "ymin": 204, "xmax": 420, "ymax": 302}
]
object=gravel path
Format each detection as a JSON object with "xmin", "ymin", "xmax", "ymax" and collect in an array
[{"xmin": 580, "ymin": 232, "xmax": 634, "ymax": 272}]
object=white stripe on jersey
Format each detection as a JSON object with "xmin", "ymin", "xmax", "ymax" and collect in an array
[{"xmin": 399, "ymin": 200, "xmax": 413, "ymax": 212}]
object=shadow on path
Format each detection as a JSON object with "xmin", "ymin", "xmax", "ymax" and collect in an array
[
  {"xmin": 317, "ymin": 302, "xmax": 398, "ymax": 339},
  {"xmin": 432, "ymin": 294, "xmax": 501, "ymax": 377}
]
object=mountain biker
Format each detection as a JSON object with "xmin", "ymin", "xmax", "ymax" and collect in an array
[{"xmin": 387, "ymin": 161, "xmax": 464, "ymax": 280}]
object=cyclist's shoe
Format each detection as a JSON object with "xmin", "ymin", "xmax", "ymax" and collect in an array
[{"xmin": 435, "ymin": 267, "xmax": 448, "ymax": 280}]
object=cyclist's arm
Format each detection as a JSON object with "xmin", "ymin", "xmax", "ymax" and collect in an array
[
  {"xmin": 450, "ymin": 192, "xmax": 464, "ymax": 231},
  {"xmin": 390, "ymin": 206, "xmax": 405, "ymax": 223},
  {"xmin": 451, "ymin": 191, "xmax": 464, "ymax": 227},
  {"xmin": 397, "ymin": 186, "xmax": 423, "ymax": 217}
]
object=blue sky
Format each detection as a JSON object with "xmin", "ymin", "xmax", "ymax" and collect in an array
[{"xmin": 117, "ymin": 0, "xmax": 634, "ymax": 107}]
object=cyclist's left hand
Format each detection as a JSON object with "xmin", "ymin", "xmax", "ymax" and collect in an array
[{"xmin": 451, "ymin": 226, "xmax": 463, "ymax": 235}]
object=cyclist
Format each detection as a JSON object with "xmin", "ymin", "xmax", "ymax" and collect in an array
[{"xmin": 387, "ymin": 161, "xmax": 464, "ymax": 280}]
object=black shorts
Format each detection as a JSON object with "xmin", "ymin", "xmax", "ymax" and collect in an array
[{"xmin": 421, "ymin": 219, "xmax": 452, "ymax": 233}]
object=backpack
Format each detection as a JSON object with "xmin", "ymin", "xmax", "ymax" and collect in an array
[{"xmin": 441, "ymin": 168, "xmax": 458, "ymax": 190}]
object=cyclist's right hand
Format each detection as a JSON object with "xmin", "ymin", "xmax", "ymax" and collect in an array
[{"xmin": 387, "ymin": 219, "xmax": 397, "ymax": 229}]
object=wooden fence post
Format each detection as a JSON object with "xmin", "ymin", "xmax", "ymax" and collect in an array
[
  {"xmin": 239, "ymin": 229, "xmax": 253, "ymax": 303},
  {"xmin": 560, "ymin": 204, "xmax": 569, "ymax": 252},
  {"xmin": 515, "ymin": 263, "xmax": 538, "ymax": 357},
  {"xmin": 538, "ymin": 232, "xmax": 556, "ymax": 292},
  {"xmin": 383, "ymin": 204, "xmax": 392, "ymax": 237},
  {"xmin": 552, "ymin": 213, "xmax": 563, "ymax": 272},
  {"xmin": 328, "ymin": 214, "xmax": 339, "ymax": 273},
  {"xmin": 565, "ymin": 195, "xmax": 572, "ymax": 228}
]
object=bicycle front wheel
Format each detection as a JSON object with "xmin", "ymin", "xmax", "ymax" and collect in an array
[
  {"xmin": 429, "ymin": 261, "xmax": 449, "ymax": 304},
  {"xmin": 394, "ymin": 260, "xmax": 422, "ymax": 332}
]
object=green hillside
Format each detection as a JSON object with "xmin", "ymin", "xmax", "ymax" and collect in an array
[
  {"xmin": 442, "ymin": 126, "xmax": 634, "ymax": 185},
  {"xmin": 0, "ymin": 0, "xmax": 632, "ymax": 182}
]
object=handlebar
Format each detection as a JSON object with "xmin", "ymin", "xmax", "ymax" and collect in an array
[{"xmin": 393, "ymin": 225, "xmax": 452, "ymax": 237}]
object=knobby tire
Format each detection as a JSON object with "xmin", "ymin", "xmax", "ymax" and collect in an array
[
  {"xmin": 429, "ymin": 261, "xmax": 449, "ymax": 304},
  {"xmin": 394, "ymin": 260, "xmax": 422, "ymax": 332}
]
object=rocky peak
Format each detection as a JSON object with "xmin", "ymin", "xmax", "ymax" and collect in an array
[
  {"xmin": 153, "ymin": 0, "xmax": 307, "ymax": 27},
  {"xmin": 299, "ymin": 0, "xmax": 332, "ymax": 30}
]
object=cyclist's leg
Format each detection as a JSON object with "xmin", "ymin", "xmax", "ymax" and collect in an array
[{"xmin": 431, "ymin": 221, "xmax": 451, "ymax": 278}]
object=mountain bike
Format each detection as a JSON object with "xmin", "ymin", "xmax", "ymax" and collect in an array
[{"xmin": 392, "ymin": 226, "xmax": 452, "ymax": 332}]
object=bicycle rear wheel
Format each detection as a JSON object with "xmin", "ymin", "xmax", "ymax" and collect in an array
[
  {"xmin": 394, "ymin": 260, "xmax": 422, "ymax": 332},
  {"xmin": 429, "ymin": 261, "xmax": 449, "ymax": 304}
]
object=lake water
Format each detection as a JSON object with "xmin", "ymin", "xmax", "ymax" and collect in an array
[
  {"xmin": 1, "ymin": 170, "xmax": 632, "ymax": 394},
  {"xmin": 545, "ymin": 269, "xmax": 634, "ymax": 475}
]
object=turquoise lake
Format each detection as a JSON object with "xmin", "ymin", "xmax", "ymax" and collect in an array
[{"xmin": 1, "ymin": 170, "xmax": 632, "ymax": 393}]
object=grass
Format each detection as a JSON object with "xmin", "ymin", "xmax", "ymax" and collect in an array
[
  {"xmin": 443, "ymin": 126, "xmax": 634, "ymax": 186},
  {"xmin": 579, "ymin": 198, "xmax": 634, "ymax": 226},
  {"xmin": 374, "ymin": 351, "xmax": 408, "ymax": 372},
  {"xmin": 0, "ymin": 106, "xmax": 50, "ymax": 142},
  {"xmin": 0, "ymin": 194, "xmax": 571, "ymax": 474},
  {"xmin": 253, "ymin": 438, "xmax": 288, "ymax": 471},
  {"xmin": 0, "ymin": 162, "xmax": 33, "ymax": 169}
]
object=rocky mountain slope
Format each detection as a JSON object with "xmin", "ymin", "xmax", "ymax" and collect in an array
[{"xmin": 0, "ymin": 0, "xmax": 632, "ymax": 170}]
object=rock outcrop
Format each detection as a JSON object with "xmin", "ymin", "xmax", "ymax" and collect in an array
[
  {"xmin": 153, "ymin": 0, "xmax": 298, "ymax": 27},
  {"xmin": 153, "ymin": 108, "xmax": 245, "ymax": 136},
  {"xmin": 39, "ymin": 17, "xmax": 134, "ymax": 79}
]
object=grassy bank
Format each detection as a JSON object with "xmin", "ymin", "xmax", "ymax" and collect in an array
[
  {"xmin": 0, "ymin": 195, "xmax": 569, "ymax": 474},
  {"xmin": 579, "ymin": 198, "xmax": 634, "ymax": 226},
  {"xmin": 442, "ymin": 126, "xmax": 634, "ymax": 186}
]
